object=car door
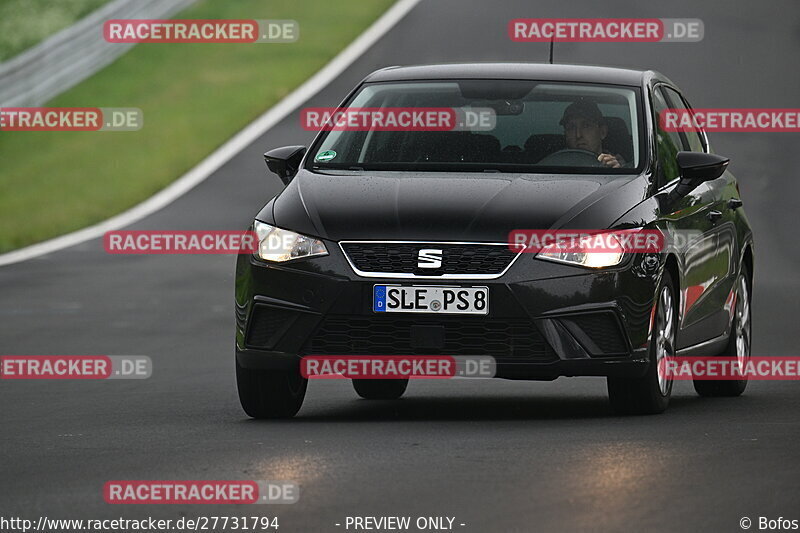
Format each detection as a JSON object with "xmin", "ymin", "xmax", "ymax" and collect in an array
[
  {"xmin": 652, "ymin": 85, "xmax": 726, "ymax": 349},
  {"xmin": 664, "ymin": 87, "xmax": 740, "ymax": 342}
]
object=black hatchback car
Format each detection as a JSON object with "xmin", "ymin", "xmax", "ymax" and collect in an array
[{"xmin": 235, "ymin": 63, "xmax": 754, "ymax": 418}]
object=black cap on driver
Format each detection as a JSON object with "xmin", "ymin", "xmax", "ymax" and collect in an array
[{"xmin": 560, "ymin": 99, "xmax": 604, "ymax": 126}]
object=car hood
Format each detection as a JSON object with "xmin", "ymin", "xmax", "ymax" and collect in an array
[{"xmin": 268, "ymin": 170, "xmax": 649, "ymax": 241}]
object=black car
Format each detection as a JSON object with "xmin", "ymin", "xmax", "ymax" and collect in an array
[{"xmin": 235, "ymin": 63, "xmax": 754, "ymax": 418}]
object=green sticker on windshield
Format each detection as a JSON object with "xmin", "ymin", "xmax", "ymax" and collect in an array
[{"xmin": 315, "ymin": 150, "xmax": 337, "ymax": 162}]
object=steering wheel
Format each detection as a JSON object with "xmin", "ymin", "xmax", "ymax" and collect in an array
[{"xmin": 538, "ymin": 148, "xmax": 604, "ymax": 167}]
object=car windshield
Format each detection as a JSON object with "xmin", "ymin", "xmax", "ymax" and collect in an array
[{"xmin": 307, "ymin": 80, "xmax": 643, "ymax": 174}]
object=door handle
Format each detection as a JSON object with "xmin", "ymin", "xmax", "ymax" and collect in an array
[
  {"xmin": 728, "ymin": 198, "xmax": 743, "ymax": 210},
  {"xmin": 707, "ymin": 210, "xmax": 723, "ymax": 223}
]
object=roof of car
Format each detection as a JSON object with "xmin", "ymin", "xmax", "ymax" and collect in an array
[{"xmin": 364, "ymin": 63, "xmax": 651, "ymax": 86}]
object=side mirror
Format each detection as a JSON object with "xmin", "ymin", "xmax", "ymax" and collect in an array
[
  {"xmin": 264, "ymin": 145, "xmax": 306, "ymax": 185},
  {"xmin": 666, "ymin": 151, "xmax": 729, "ymax": 203}
]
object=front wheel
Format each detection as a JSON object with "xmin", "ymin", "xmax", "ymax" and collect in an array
[
  {"xmin": 352, "ymin": 379, "xmax": 408, "ymax": 400},
  {"xmin": 236, "ymin": 359, "xmax": 307, "ymax": 418},
  {"xmin": 607, "ymin": 271, "xmax": 676, "ymax": 415}
]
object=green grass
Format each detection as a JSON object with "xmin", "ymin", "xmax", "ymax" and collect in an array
[
  {"xmin": 0, "ymin": 0, "xmax": 113, "ymax": 60},
  {"xmin": 0, "ymin": 0, "xmax": 394, "ymax": 252}
]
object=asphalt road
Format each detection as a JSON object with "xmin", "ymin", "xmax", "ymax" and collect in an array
[{"xmin": 2, "ymin": 1, "xmax": 800, "ymax": 531}]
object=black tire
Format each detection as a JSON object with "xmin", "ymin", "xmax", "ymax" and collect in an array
[
  {"xmin": 693, "ymin": 265, "xmax": 751, "ymax": 397},
  {"xmin": 608, "ymin": 270, "xmax": 676, "ymax": 415},
  {"xmin": 236, "ymin": 359, "xmax": 307, "ymax": 419},
  {"xmin": 352, "ymin": 378, "xmax": 409, "ymax": 400}
]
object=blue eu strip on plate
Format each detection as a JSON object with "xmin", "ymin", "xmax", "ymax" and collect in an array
[{"xmin": 373, "ymin": 285, "xmax": 386, "ymax": 312}]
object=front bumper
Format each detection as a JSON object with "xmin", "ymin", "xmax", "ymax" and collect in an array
[{"xmin": 235, "ymin": 243, "xmax": 662, "ymax": 380}]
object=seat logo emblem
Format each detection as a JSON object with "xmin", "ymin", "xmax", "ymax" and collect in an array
[{"xmin": 417, "ymin": 249, "xmax": 443, "ymax": 268}]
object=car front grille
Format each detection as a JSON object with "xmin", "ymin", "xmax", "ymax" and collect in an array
[
  {"xmin": 340, "ymin": 242, "xmax": 520, "ymax": 277},
  {"xmin": 302, "ymin": 315, "xmax": 557, "ymax": 362}
]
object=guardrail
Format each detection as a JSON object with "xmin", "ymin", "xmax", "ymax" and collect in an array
[{"xmin": 0, "ymin": 0, "xmax": 196, "ymax": 108}]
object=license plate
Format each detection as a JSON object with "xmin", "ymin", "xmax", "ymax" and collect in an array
[{"xmin": 373, "ymin": 285, "xmax": 488, "ymax": 315}]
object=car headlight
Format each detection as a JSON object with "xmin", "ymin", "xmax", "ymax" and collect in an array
[
  {"xmin": 535, "ymin": 233, "xmax": 625, "ymax": 268},
  {"xmin": 253, "ymin": 221, "xmax": 328, "ymax": 262}
]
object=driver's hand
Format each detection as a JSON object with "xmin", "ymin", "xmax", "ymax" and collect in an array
[{"xmin": 597, "ymin": 153, "xmax": 620, "ymax": 168}]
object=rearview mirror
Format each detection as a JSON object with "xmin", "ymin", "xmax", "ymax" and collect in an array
[
  {"xmin": 666, "ymin": 151, "xmax": 729, "ymax": 203},
  {"xmin": 264, "ymin": 145, "xmax": 306, "ymax": 185}
]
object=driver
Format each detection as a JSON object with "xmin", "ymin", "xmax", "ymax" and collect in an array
[{"xmin": 559, "ymin": 99, "xmax": 623, "ymax": 168}]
